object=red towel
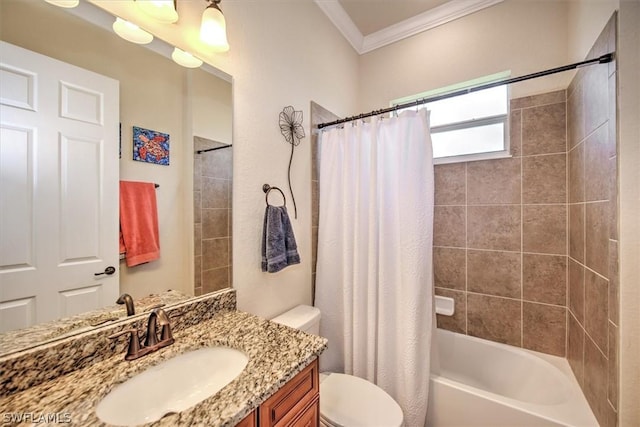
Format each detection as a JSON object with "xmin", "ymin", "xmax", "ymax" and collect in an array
[{"xmin": 119, "ymin": 181, "xmax": 160, "ymax": 267}]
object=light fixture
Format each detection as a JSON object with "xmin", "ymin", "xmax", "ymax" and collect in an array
[
  {"xmin": 200, "ymin": 0, "xmax": 229, "ymax": 52},
  {"xmin": 136, "ymin": 0, "xmax": 179, "ymax": 24},
  {"xmin": 171, "ymin": 48, "xmax": 203, "ymax": 68},
  {"xmin": 43, "ymin": 0, "xmax": 79, "ymax": 8},
  {"xmin": 112, "ymin": 18, "xmax": 154, "ymax": 45}
]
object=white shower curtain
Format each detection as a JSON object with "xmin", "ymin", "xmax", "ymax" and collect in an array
[{"xmin": 316, "ymin": 109, "xmax": 434, "ymax": 427}]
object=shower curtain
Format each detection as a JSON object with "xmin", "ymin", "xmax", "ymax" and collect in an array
[{"xmin": 315, "ymin": 109, "xmax": 434, "ymax": 427}]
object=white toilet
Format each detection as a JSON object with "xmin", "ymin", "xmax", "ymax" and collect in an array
[{"xmin": 272, "ymin": 305, "xmax": 404, "ymax": 427}]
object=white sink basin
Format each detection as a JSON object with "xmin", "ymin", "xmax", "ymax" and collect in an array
[{"xmin": 96, "ymin": 347, "xmax": 248, "ymax": 426}]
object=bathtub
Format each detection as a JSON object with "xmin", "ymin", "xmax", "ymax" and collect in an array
[{"xmin": 427, "ymin": 329, "xmax": 598, "ymax": 427}]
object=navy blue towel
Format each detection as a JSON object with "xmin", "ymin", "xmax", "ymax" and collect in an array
[{"xmin": 261, "ymin": 205, "xmax": 301, "ymax": 273}]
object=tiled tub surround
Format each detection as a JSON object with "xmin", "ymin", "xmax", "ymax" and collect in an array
[
  {"xmin": 0, "ymin": 289, "xmax": 237, "ymax": 396},
  {"xmin": 434, "ymin": 89, "xmax": 569, "ymax": 357},
  {"xmin": 0, "ymin": 290, "xmax": 191, "ymax": 356},
  {"xmin": 0, "ymin": 310, "xmax": 326, "ymax": 426},
  {"xmin": 566, "ymin": 16, "xmax": 619, "ymax": 427}
]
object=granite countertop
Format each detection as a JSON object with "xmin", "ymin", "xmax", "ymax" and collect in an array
[
  {"xmin": 0, "ymin": 310, "xmax": 327, "ymax": 426},
  {"xmin": 0, "ymin": 290, "xmax": 191, "ymax": 356}
]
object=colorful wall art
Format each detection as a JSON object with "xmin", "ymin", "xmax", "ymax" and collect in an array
[{"xmin": 133, "ymin": 126, "xmax": 170, "ymax": 165}]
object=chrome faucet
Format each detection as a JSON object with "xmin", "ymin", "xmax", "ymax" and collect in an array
[
  {"xmin": 109, "ymin": 308, "xmax": 174, "ymax": 361},
  {"xmin": 116, "ymin": 293, "xmax": 135, "ymax": 316}
]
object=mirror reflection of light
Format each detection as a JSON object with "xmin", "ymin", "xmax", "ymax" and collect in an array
[
  {"xmin": 44, "ymin": 0, "xmax": 79, "ymax": 8},
  {"xmin": 112, "ymin": 17, "xmax": 154, "ymax": 45},
  {"xmin": 136, "ymin": 0, "xmax": 179, "ymax": 24},
  {"xmin": 171, "ymin": 47, "xmax": 203, "ymax": 68}
]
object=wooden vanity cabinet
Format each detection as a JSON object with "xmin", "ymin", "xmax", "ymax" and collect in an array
[{"xmin": 236, "ymin": 358, "xmax": 319, "ymax": 427}]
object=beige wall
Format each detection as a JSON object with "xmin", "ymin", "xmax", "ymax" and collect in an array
[
  {"xmin": 567, "ymin": 0, "xmax": 619, "ymax": 63},
  {"xmin": 357, "ymin": 0, "xmax": 570, "ymax": 111},
  {"xmin": 89, "ymin": 0, "xmax": 360, "ymax": 319}
]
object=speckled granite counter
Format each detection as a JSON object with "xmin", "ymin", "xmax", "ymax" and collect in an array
[
  {"xmin": 0, "ymin": 310, "xmax": 327, "ymax": 426},
  {"xmin": 0, "ymin": 290, "xmax": 191, "ymax": 356}
]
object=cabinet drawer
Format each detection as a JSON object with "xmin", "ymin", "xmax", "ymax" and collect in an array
[
  {"xmin": 237, "ymin": 410, "xmax": 257, "ymax": 427},
  {"xmin": 290, "ymin": 397, "xmax": 319, "ymax": 427},
  {"xmin": 259, "ymin": 359, "xmax": 319, "ymax": 427}
]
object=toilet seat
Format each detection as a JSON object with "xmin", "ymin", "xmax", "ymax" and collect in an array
[{"xmin": 319, "ymin": 373, "xmax": 403, "ymax": 427}]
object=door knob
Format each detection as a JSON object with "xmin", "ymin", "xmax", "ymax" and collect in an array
[{"xmin": 95, "ymin": 266, "xmax": 116, "ymax": 276}]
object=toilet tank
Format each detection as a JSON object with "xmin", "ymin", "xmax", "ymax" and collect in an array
[{"xmin": 271, "ymin": 305, "xmax": 321, "ymax": 335}]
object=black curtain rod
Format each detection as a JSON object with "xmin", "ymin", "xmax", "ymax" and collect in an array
[
  {"xmin": 196, "ymin": 144, "xmax": 232, "ymax": 154},
  {"xmin": 317, "ymin": 53, "xmax": 615, "ymax": 130}
]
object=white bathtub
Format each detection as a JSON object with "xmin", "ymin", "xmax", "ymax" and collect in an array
[{"xmin": 427, "ymin": 329, "xmax": 598, "ymax": 427}]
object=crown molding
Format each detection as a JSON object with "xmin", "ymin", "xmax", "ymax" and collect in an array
[{"xmin": 315, "ymin": 0, "xmax": 504, "ymax": 55}]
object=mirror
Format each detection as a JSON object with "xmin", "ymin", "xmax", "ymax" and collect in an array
[{"xmin": 0, "ymin": 0, "xmax": 232, "ymax": 355}]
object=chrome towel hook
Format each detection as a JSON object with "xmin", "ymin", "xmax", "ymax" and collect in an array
[{"xmin": 263, "ymin": 184, "xmax": 286, "ymax": 207}]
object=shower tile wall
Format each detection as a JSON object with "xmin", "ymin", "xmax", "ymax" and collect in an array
[
  {"xmin": 566, "ymin": 16, "xmax": 618, "ymax": 427},
  {"xmin": 194, "ymin": 136, "xmax": 233, "ymax": 296},
  {"xmin": 434, "ymin": 88, "xmax": 568, "ymax": 356}
]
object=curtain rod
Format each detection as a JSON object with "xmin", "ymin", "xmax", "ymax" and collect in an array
[
  {"xmin": 195, "ymin": 143, "xmax": 232, "ymax": 154},
  {"xmin": 317, "ymin": 53, "xmax": 614, "ymax": 130}
]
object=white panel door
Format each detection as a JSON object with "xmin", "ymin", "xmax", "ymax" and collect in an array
[{"xmin": 0, "ymin": 41, "xmax": 119, "ymax": 332}]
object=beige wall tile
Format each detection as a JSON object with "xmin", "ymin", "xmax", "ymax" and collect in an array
[
  {"xmin": 523, "ymin": 302, "xmax": 566, "ymax": 356},
  {"xmin": 467, "ymin": 158, "xmax": 521, "ymax": 205},
  {"xmin": 608, "ymin": 240, "xmax": 619, "ymax": 325},
  {"xmin": 584, "ymin": 124, "xmax": 611, "ymax": 202},
  {"xmin": 510, "ymin": 90, "xmax": 565, "ymax": 110},
  {"xmin": 567, "ymin": 83, "xmax": 585, "ymax": 150},
  {"xmin": 194, "ymin": 223, "xmax": 202, "ymax": 257},
  {"xmin": 468, "ymin": 205, "xmax": 521, "ymax": 251},
  {"xmin": 585, "ymin": 202, "xmax": 610, "ymax": 277},
  {"xmin": 523, "ymin": 254, "xmax": 566, "ymax": 305},
  {"xmin": 585, "ymin": 268, "xmax": 609, "ymax": 354},
  {"xmin": 312, "ymin": 226, "xmax": 318, "ymax": 274},
  {"xmin": 584, "ymin": 64, "xmax": 609, "ymax": 137},
  {"xmin": 202, "ymin": 208, "xmax": 229, "ymax": 239},
  {"xmin": 434, "ymin": 163, "xmax": 465, "ymax": 205},
  {"xmin": 569, "ymin": 143, "xmax": 585, "ymax": 203},
  {"xmin": 568, "ymin": 312, "xmax": 585, "ymax": 386},
  {"xmin": 194, "ymin": 190, "xmax": 202, "ymax": 223},
  {"xmin": 467, "ymin": 250, "xmax": 521, "ymax": 298},
  {"xmin": 510, "ymin": 109, "xmax": 522, "ymax": 157},
  {"xmin": 202, "ymin": 177, "xmax": 230, "ymax": 209},
  {"xmin": 435, "ymin": 288, "xmax": 466, "ymax": 334},
  {"xmin": 202, "ymin": 266, "xmax": 230, "ymax": 293},
  {"xmin": 609, "ymin": 156, "xmax": 618, "ymax": 240},
  {"xmin": 202, "ymin": 148, "xmax": 232, "ymax": 179},
  {"xmin": 433, "ymin": 247, "xmax": 466, "ymax": 290},
  {"xmin": 569, "ymin": 259, "xmax": 585, "ymax": 324},
  {"xmin": 523, "ymin": 205, "xmax": 567, "ymax": 254},
  {"xmin": 312, "ymin": 179, "xmax": 319, "ymax": 227},
  {"xmin": 584, "ymin": 336, "xmax": 608, "ymax": 427},
  {"xmin": 434, "ymin": 206, "xmax": 466, "ymax": 247},
  {"xmin": 608, "ymin": 322, "xmax": 618, "ymax": 410},
  {"xmin": 607, "ymin": 74, "xmax": 617, "ymax": 159},
  {"xmin": 202, "ymin": 238, "xmax": 230, "ymax": 270},
  {"xmin": 569, "ymin": 203, "xmax": 585, "ymax": 263},
  {"xmin": 522, "ymin": 102, "xmax": 566, "ymax": 155},
  {"xmin": 522, "ymin": 154, "xmax": 566, "ymax": 204},
  {"xmin": 194, "ymin": 255, "xmax": 202, "ymax": 289},
  {"xmin": 467, "ymin": 294, "xmax": 521, "ymax": 346}
]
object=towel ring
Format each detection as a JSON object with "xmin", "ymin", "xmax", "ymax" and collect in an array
[{"xmin": 263, "ymin": 184, "xmax": 286, "ymax": 207}]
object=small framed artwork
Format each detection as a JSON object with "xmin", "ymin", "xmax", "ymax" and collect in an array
[{"xmin": 133, "ymin": 126, "xmax": 170, "ymax": 166}]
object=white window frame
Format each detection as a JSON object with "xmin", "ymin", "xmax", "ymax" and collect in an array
[{"xmin": 391, "ymin": 71, "xmax": 511, "ymax": 164}]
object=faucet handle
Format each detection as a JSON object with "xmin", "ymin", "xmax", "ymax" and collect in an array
[{"xmin": 109, "ymin": 328, "xmax": 143, "ymax": 361}]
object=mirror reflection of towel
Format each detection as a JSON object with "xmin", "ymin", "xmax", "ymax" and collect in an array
[
  {"xmin": 119, "ymin": 181, "xmax": 160, "ymax": 267},
  {"xmin": 261, "ymin": 205, "xmax": 300, "ymax": 273}
]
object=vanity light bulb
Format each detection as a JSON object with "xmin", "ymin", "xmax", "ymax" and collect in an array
[
  {"xmin": 200, "ymin": 4, "xmax": 229, "ymax": 52},
  {"xmin": 171, "ymin": 48, "xmax": 203, "ymax": 68},
  {"xmin": 136, "ymin": 0, "xmax": 179, "ymax": 24},
  {"xmin": 44, "ymin": 0, "xmax": 79, "ymax": 8},
  {"xmin": 112, "ymin": 18, "xmax": 154, "ymax": 45}
]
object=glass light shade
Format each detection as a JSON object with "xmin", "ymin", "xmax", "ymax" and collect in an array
[
  {"xmin": 112, "ymin": 18, "xmax": 153, "ymax": 45},
  {"xmin": 171, "ymin": 48, "xmax": 203, "ymax": 68},
  {"xmin": 44, "ymin": 0, "xmax": 79, "ymax": 7},
  {"xmin": 136, "ymin": 0, "xmax": 179, "ymax": 24},
  {"xmin": 200, "ymin": 4, "xmax": 229, "ymax": 52}
]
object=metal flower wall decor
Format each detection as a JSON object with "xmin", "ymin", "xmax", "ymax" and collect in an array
[{"xmin": 279, "ymin": 106, "xmax": 305, "ymax": 219}]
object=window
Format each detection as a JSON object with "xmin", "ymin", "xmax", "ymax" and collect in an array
[{"xmin": 391, "ymin": 71, "xmax": 511, "ymax": 164}]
